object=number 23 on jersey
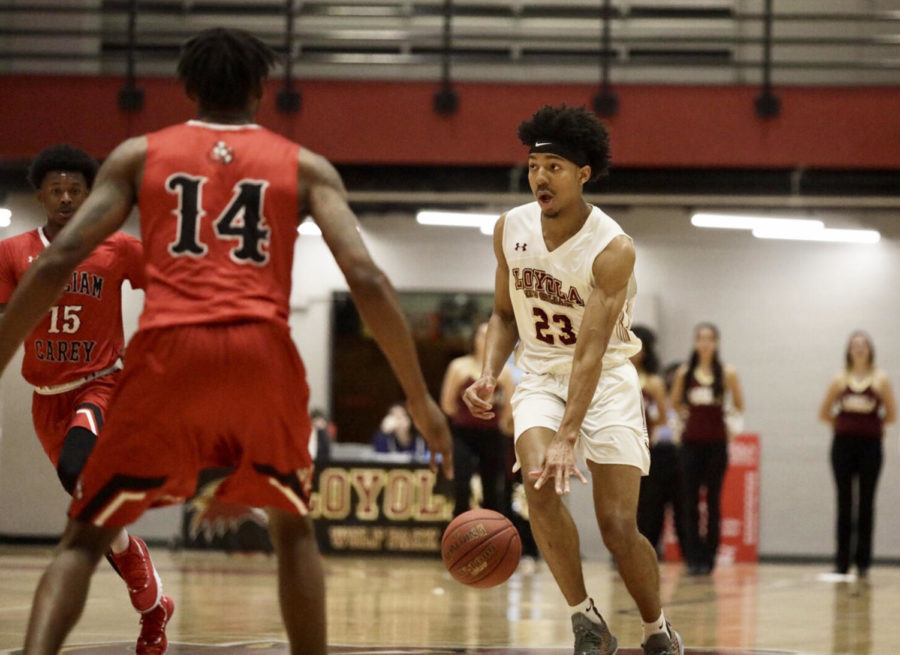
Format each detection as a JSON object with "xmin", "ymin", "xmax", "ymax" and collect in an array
[{"xmin": 533, "ymin": 307, "xmax": 577, "ymax": 345}]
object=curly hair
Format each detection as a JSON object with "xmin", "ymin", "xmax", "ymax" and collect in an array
[
  {"xmin": 517, "ymin": 104, "xmax": 610, "ymax": 181},
  {"xmin": 177, "ymin": 28, "xmax": 278, "ymax": 112},
  {"xmin": 27, "ymin": 144, "xmax": 98, "ymax": 190},
  {"xmin": 631, "ymin": 324, "xmax": 660, "ymax": 375}
]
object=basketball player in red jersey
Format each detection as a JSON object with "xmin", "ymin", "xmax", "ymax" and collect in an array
[
  {"xmin": 0, "ymin": 144, "xmax": 171, "ymax": 653},
  {"xmin": 464, "ymin": 106, "xmax": 682, "ymax": 655},
  {"xmin": 0, "ymin": 29, "xmax": 453, "ymax": 655}
]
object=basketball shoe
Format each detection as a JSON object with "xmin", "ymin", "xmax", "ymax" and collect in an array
[
  {"xmin": 137, "ymin": 594, "xmax": 174, "ymax": 655},
  {"xmin": 109, "ymin": 534, "xmax": 162, "ymax": 612},
  {"xmin": 642, "ymin": 622, "xmax": 684, "ymax": 655},
  {"xmin": 571, "ymin": 608, "xmax": 618, "ymax": 655}
]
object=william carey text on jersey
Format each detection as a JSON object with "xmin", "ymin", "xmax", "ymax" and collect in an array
[{"xmin": 63, "ymin": 270, "xmax": 104, "ymax": 299}]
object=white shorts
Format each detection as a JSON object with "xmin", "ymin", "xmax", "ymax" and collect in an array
[{"xmin": 510, "ymin": 363, "xmax": 651, "ymax": 475}]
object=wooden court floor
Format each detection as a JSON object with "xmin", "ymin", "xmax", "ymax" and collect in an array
[{"xmin": 0, "ymin": 545, "xmax": 895, "ymax": 654}]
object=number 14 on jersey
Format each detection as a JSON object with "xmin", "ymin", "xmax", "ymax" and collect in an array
[{"xmin": 166, "ymin": 174, "xmax": 271, "ymax": 266}]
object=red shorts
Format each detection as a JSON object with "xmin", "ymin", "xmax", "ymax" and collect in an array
[
  {"xmin": 69, "ymin": 321, "xmax": 313, "ymax": 527},
  {"xmin": 32, "ymin": 374, "xmax": 118, "ymax": 466}
]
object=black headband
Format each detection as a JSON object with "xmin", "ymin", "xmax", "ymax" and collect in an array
[{"xmin": 529, "ymin": 140, "xmax": 589, "ymax": 168}]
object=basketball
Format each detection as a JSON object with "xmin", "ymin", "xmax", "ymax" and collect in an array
[{"xmin": 441, "ymin": 509, "xmax": 522, "ymax": 588}]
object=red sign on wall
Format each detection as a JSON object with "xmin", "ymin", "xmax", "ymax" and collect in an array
[{"xmin": 663, "ymin": 432, "xmax": 760, "ymax": 563}]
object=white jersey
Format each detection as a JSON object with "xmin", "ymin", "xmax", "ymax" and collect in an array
[{"xmin": 503, "ymin": 201, "xmax": 641, "ymax": 376}]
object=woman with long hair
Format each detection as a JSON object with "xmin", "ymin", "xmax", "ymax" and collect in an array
[
  {"xmin": 819, "ymin": 331, "xmax": 896, "ymax": 577},
  {"xmin": 670, "ymin": 323, "xmax": 744, "ymax": 575},
  {"xmin": 441, "ymin": 322, "xmax": 515, "ymax": 516},
  {"xmin": 632, "ymin": 325, "xmax": 683, "ymax": 559}
]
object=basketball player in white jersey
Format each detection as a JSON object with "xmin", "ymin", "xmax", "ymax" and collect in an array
[{"xmin": 464, "ymin": 105, "xmax": 682, "ymax": 655}]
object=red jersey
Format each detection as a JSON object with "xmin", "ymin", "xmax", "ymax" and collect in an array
[
  {"xmin": 0, "ymin": 228, "xmax": 144, "ymax": 388},
  {"xmin": 138, "ymin": 120, "xmax": 301, "ymax": 330}
]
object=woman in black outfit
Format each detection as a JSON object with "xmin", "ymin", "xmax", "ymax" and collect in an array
[
  {"xmin": 819, "ymin": 331, "xmax": 896, "ymax": 577},
  {"xmin": 670, "ymin": 323, "xmax": 744, "ymax": 575}
]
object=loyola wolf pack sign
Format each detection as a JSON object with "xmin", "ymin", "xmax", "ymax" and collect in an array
[{"xmin": 309, "ymin": 463, "xmax": 454, "ymax": 554}]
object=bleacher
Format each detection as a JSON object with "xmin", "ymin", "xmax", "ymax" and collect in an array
[{"xmin": 2, "ymin": 0, "xmax": 900, "ymax": 84}]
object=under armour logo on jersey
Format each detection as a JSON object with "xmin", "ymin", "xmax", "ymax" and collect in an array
[
  {"xmin": 515, "ymin": 242, "xmax": 527, "ymax": 251},
  {"xmin": 210, "ymin": 140, "xmax": 234, "ymax": 164},
  {"xmin": 27, "ymin": 256, "xmax": 34, "ymax": 263}
]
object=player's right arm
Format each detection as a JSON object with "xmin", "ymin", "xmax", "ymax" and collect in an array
[
  {"xmin": 0, "ymin": 240, "xmax": 18, "ymax": 315},
  {"xmin": 0, "ymin": 138, "xmax": 145, "ymax": 377},
  {"xmin": 669, "ymin": 365, "xmax": 689, "ymax": 417},
  {"xmin": 818, "ymin": 373, "xmax": 843, "ymax": 427},
  {"xmin": 439, "ymin": 358, "xmax": 463, "ymax": 417},
  {"xmin": 463, "ymin": 214, "xmax": 519, "ymax": 420},
  {"xmin": 298, "ymin": 148, "xmax": 453, "ymax": 478}
]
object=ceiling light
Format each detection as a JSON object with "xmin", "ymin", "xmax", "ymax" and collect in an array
[
  {"xmin": 0, "ymin": 208, "xmax": 10, "ymax": 227},
  {"xmin": 297, "ymin": 217, "xmax": 321, "ymax": 236},
  {"xmin": 691, "ymin": 213, "xmax": 824, "ymax": 232},
  {"xmin": 752, "ymin": 226, "xmax": 881, "ymax": 244},
  {"xmin": 417, "ymin": 210, "xmax": 498, "ymax": 231},
  {"xmin": 480, "ymin": 218, "xmax": 499, "ymax": 235}
]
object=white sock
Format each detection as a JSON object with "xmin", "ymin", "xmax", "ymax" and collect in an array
[
  {"xmin": 642, "ymin": 610, "xmax": 668, "ymax": 642},
  {"xmin": 110, "ymin": 530, "xmax": 131, "ymax": 555},
  {"xmin": 568, "ymin": 597, "xmax": 604, "ymax": 625}
]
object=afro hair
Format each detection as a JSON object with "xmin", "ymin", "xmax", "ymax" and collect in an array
[
  {"xmin": 27, "ymin": 144, "xmax": 99, "ymax": 190},
  {"xmin": 177, "ymin": 28, "xmax": 278, "ymax": 112},
  {"xmin": 518, "ymin": 105, "xmax": 610, "ymax": 181}
]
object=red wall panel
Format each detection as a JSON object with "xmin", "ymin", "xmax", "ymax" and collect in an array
[{"xmin": 2, "ymin": 75, "xmax": 899, "ymax": 169}]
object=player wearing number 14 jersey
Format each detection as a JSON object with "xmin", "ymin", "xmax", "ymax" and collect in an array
[
  {"xmin": 0, "ymin": 28, "xmax": 452, "ymax": 655},
  {"xmin": 0, "ymin": 144, "xmax": 170, "ymax": 654},
  {"xmin": 464, "ymin": 106, "xmax": 682, "ymax": 655}
]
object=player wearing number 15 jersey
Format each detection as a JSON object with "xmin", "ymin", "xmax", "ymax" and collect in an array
[
  {"xmin": 0, "ymin": 144, "xmax": 171, "ymax": 654},
  {"xmin": 463, "ymin": 106, "xmax": 682, "ymax": 655},
  {"xmin": 0, "ymin": 28, "xmax": 452, "ymax": 655}
]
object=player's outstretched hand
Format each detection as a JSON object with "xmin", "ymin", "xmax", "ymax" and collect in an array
[
  {"xmin": 408, "ymin": 395, "xmax": 454, "ymax": 480},
  {"xmin": 529, "ymin": 437, "xmax": 587, "ymax": 495},
  {"xmin": 463, "ymin": 375, "xmax": 497, "ymax": 419}
]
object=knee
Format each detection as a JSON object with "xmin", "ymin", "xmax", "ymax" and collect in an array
[
  {"xmin": 267, "ymin": 508, "xmax": 315, "ymax": 545},
  {"xmin": 521, "ymin": 481, "xmax": 562, "ymax": 516},
  {"xmin": 56, "ymin": 459, "xmax": 81, "ymax": 495},
  {"xmin": 56, "ymin": 427, "xmax": 97, "ymax": 495},
  {"xmin": 598, "ymin": 514, "xmax": 641, "ymax": 557}
]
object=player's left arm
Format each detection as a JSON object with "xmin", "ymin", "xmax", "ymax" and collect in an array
[
  {"xmin": 557, "ymin": 236, "xmax": 635, "ymax": 439},
  {"xmin": 496, "ymin": 365, "xmax": 516, "ymax": 436},
  {"xmin": 647, "ymin": 374, "xmax": 669, "ymax": 437},
  {"xmin": 0, "ymin": 138, "xmax": 145, "ymax": 375},
  {"xmin": 532, "ymin": 236, "xmax": 634, "ymax": 494},
  {"xmin": 724, "ymin": 364, "xmax": 745, "ymax": 413},
  {"xmin": 878, "ymin": 371, "xmax": 897, "ymax": 425},
  {"xmin": 119, "ymin": 233, "xmax": 146, "ymax": 290}
]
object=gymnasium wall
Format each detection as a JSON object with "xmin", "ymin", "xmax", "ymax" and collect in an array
[
  {"xmin": 2, "ymin": 76, "xmax": 900, "ymax": 169},
  {"xmin": 1, "ymin": 193, "xmax": 897, "ymax": 559}
]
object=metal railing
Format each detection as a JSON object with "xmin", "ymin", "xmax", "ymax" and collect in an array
[{"xmin": 2, "ymin": 1, "xmax": 900, "ymax": 86}]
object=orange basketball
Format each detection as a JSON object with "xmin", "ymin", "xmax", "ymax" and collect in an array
[{"xmin": 441, "ymin": 508, "xmax": 521, "ymax": 588}]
